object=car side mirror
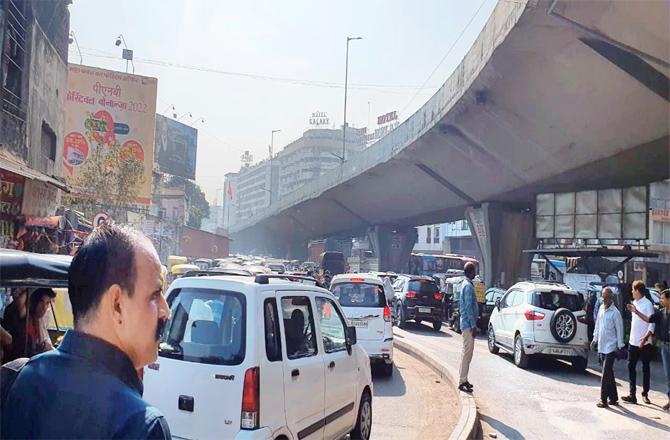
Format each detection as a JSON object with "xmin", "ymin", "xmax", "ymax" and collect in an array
[
  {"xmin": 346, "ymin": 325, "xmax": 357, "ymax": 348},
  {"xmin": 495, "ymin": 298, "xmax": 501, "ymax": 310}
]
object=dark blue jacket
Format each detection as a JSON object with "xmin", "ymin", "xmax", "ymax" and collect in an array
[{"xmin": 1, "ymin": 330, "xmax": 171, "ymax": 439}]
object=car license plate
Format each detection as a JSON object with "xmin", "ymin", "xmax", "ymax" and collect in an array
[
  {"xmin": 548, "ymin": 347, "xmax": 574, "ymax": 356},
  {"xmin": 419, "ymin": 307, "xmax": 431, "ymax": 314},
  {"xmin": 349, "ymin": 319, "xmax": 368, "ymax": 328}
]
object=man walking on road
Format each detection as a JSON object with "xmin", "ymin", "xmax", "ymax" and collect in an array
[
  {"xmin": 458, "ymin": 262, "xmax": 478, "ymax": 393},
  {"xmin": 623, "ymin": 280, "xmax": 655, "ymax": 405},
  {"xmin": 591, "ymin": 287, "xmax": 625, "ymax": 408},
  {"xmin": 628, "ymin": 289, "xmax": 670, "ymax": 410}
]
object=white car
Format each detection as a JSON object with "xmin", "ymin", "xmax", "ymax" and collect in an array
[
  {"xmin": 487, "ymin": 281, "xmax": 589, "ymax": 371},
  {"xmin": 144, "ymin": 273, "xmax": 373, "ymax": 440},
  {"xmin": 330, "ymin": 274, "xmax": 394, "ymax": 376}
]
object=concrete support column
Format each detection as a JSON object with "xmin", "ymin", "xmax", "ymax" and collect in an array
[
  {"xmin": 466, "ymin": 203, "xmax": 536, "ymax": 288},
  {"xmin": 367, "ymin": 225, "xmax": 418, "ymax": 273}
]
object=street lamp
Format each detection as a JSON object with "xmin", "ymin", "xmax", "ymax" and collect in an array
[
  {"xmin": 341, "ymin": 36, "xmax": 362, "ymax": 164},
  {"xmin": 269, "ymin": 129, "xmax": 281, "ymax": 158},
  {"xmin": 114, "ymin": 34, "xmax": 134, "ymax": 73}
]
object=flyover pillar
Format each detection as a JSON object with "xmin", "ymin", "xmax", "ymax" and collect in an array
[
  {"xmin": 368, "ymin": 225, "xmax": 418, "ymax": 273},
  {"xmin": 465, "ymin": 203, "xmax": 536, "ymax": 288}
]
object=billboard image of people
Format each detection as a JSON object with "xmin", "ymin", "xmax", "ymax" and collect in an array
[
  {"xmin": 155, "ymin": 114, "xmax": 198, "ymax": 180},
  {"xmin": 62, "ymin": 65, "xmax": 158, "ymax": 205}
]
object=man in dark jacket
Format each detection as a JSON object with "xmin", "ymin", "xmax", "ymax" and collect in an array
[{"xmin": 1, "ymin": 225, "xmax": 172, "ymax": 438}]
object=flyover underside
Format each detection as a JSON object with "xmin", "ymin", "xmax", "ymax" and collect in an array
[{"xmin": 232, "ymin": 0, "xmax": 669, "ymax": 253}]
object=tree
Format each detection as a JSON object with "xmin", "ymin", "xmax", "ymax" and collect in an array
[
  {"xmin": 63, "ymin": 114, "xmax": 145, "ymax": 222},
  {"xmin": 165, "ymin": 175, "xmax": 210, "ymax": 229}
]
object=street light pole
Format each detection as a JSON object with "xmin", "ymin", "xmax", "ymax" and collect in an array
[{"xmin": 342, "ymin": 36, "xmax": 362, "ymax": 164}]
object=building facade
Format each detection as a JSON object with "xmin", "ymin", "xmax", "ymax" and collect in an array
[
  {"xmin": 414, "ymin": 220, "xmax": 481, "ymax": 262},
  {"xmin": 0, "ymin": 0, "xmax": 70, "ymax": 251}
]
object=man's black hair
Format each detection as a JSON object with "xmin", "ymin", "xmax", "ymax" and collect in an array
[
  {"xmin": 68, "ymin": 224, "xmax": 139, "ymax": 325},
  {"xmin": 28, "ymin": 288, "xmax": 56, "ymax": 317},
  {"xmin": 464, "ymin": 262, "xmax": 476, "ymax": 278}
]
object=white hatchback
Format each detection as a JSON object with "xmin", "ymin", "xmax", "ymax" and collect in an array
[
  {"xmin": 143, "ymin": 273, "xmax": 373, "ymax": 440},
  {"xmin": 487, "ymin": 281, "xmax": 589, "ymax": 371},
  {"xmin": 330, "ymin": 274, "xmax": 394, "ymax": 376}
]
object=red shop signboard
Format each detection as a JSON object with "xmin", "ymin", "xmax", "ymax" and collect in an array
[{"xmin": 0, "ymin": 169, "xmax": 25, "ymax": 246}]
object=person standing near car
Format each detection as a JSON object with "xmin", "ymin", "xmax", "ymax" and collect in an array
[
  {"xmin": 1, "ymin": 225, "xmax": 172, "ymax": 439},
  {"xmin": 591, "ymin": 287, "xmax": 624, "ymax": 408},
  {"xmin": 622, "ymin": 280, "xmax": 655, "ymax": 405},
  {"xmin": 628, "ymin": 289, "xmax": 670, "ymax": 410},
  {"xmin": 458, "ymin": 262, "xmax": 479, "ymax": 393}
]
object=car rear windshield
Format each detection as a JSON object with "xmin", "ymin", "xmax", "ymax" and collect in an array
[
  {"xmin": 408, "ymin": 280, "xmax": 439, "ymax": 295},
  {"xmin": 160, "ymin": 288, "xmax": 246, "ymax": 365},
  {"xmin": 332, "ymin": 282, "xmax": 386, "ymax": 308},
  {"xmin": 535, "ymin": 290, "xmax": 582, "ymax": 312}
]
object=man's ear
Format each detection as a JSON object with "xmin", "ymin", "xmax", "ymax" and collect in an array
[{"xmin": 105, "ymin": 284, "xmax": 124, "ymax": 324}]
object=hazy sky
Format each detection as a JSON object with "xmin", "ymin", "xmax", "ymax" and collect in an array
[{"xmin": 68, "ymin": 0, "xmax": 497, "ymax": 203}]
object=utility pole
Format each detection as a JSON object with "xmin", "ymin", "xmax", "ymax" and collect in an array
[{"xmin": 342, "ymin": 36, "xmax": 362, "ymax": 164}]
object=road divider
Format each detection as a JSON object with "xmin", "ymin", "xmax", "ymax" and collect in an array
[{"xmin": 395, "ymin": 336, "xmax": 478, "ymax": 440}]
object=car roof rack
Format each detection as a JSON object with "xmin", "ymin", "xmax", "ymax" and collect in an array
[
  {"xmin": 183, "ymin": 269, "xmax": 252, "ymax": 278},
  {"xmin": 254, "ymin": 274, "xmax": 318, "ymax": 285}
]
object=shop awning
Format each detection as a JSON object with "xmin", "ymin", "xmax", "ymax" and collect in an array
[{"xmin": 0, "ymin": 152, "xmax": 69, "ymax": 192}]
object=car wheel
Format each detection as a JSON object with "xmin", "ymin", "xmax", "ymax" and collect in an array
[
  {"xmin": 488, "ymin": 326, "xmax": 499, "ymax": 354},
  {"xmin": 514, "ymin": 334, "xmax": 529, "ymax": 369},
  {"xmin": 572, "ymin": 356, "xmax": 588, "ymax": 373},
  {"xmin": 433, "ymin": 320, "xmax": 442, "ymax": 332},
  {"xmin": 350, "ymin": 391, "xmax": 372, "ymax": 440},
  {"xmin": 397, "ymin": 303, "xmax": 407, "ymax": 329},
  {"xmin": 381, "ymin": 362, "xmax": 393, "ymax": 377},
  {"xmin": 550, "ymin": 308, "xmax": 577, "ymax": 344}
]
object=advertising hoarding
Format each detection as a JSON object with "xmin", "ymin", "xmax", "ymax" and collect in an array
[
  {"xmin": 155, "ymin": 114, "xmax": 198, "ymax": 180},
  {"xmin": 62, "ymin": 65, "xmax": 157, "ymax": 205}
]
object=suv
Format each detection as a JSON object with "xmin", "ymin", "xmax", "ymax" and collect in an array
[
  {"xmin": 392, "ymin": 275, "xmax": 443, "ymax": 332},
  {"xmin": 143, "ymin": 274, "xmax": 373, "ymax": 440},
  {"xmin": 487, "ymin": 282, "xmax": 589, "ymax": 371},
  {"xmin": 330, "ymin": 274, "xmax": 394, "ymax": 376}
]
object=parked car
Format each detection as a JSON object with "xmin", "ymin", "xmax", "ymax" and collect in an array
[
  {"xmin": 143, "ymin": 273, "xmax": 373, "ymax": 440},
  {"xmin": 479, "ymin": 287, "xmax": 505, "ymax": 331},
  {"xmin": 487, "ymin": 281, "xmax": 589, "ymax": 371},
  {"xmin": 330, "ymin": 274, "xmax": 394, "ymax": 376},
  {"xmin": 392, "ymin": 275, "xmax": 443, "ymax": 332}
]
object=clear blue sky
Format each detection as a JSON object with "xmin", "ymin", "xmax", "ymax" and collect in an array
[{"xmin": 68, "ymin": 0, "xmax": 497, "ymax": 203}]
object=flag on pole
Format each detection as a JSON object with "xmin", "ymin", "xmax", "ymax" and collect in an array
[{"xmin": 227, "ymin": 182, "xmax": 233, "ymax": 200}]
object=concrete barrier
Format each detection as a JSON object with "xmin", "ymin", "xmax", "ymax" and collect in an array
[{"xmin": 395, "ymin": 338, "xmax": 478, "ymax": 440}]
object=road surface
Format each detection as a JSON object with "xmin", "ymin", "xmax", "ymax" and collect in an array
[
  {"xmin": 351, "ymin": 349, "xmax": 459, "ymax": 440},
  {"xmin": 394, "ymin": 323, "xmax": 670, "ymax": 440}
]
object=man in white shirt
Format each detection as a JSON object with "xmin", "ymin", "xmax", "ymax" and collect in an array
[
  {"xmin": 623, "ymin": 281, "xmax": 655, "ymax": 405},
  {"xmin": 591, "ymin": 287, "xmax": 624, "ymax": 408}
]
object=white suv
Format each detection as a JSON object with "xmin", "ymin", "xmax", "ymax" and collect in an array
[
  {"xmin": 330, "ymin": 274, "xmax": 394, "ymax": 376},
  {"xmin": 487, "ymin": 281, "xmax": 589, "ymax": 371},
  {"xmin": 143, "ymin": 273, "xmax": 373, "ymax": 440}
]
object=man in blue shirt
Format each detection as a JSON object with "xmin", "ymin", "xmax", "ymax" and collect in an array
[
  {"xmin": 458, "ymin": 262, "xmax": 479, "ymax": 393},
  {"xmin": 2, "ymin": 225, "xmax": 172, "ymax": 438}
]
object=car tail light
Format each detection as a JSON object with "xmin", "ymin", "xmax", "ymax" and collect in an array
[
  {"xmin": 241, "ymin": 367, "xmax": 259, "ymax": 430},
  {"xmin": 524, "ymin": 310, "xmax": 545, "ymax": 321},
  {"xmin": 577, "ymin": 315, "xmax": 588, "ymax": 324},
  {"xmin": 406, "ymin": 291, "xmax": 416, "ymax": 298},
  {"xmin": 383, "ymin": 304, "xmax": 391, "ymax": 322},
  {"xmin": 434, "ymin": 293, "xmax": 442, "ymax": 301},
  {"xmin": 350, "ymin": 278, "xmax": 364, "ymax": 283}
]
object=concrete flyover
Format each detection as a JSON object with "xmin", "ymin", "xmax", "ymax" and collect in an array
[{"xmin": 231, "ymin": 0, "xmax": 670, "ymax": 261}]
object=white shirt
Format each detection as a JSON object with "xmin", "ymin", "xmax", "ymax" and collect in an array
[
  {"xmin": 594, "ymin": 304, "xmax": 624, "ymax": 354},
  {"xmin": 629, "ymin": 296, "xmax": 655, "ymax": 346}
]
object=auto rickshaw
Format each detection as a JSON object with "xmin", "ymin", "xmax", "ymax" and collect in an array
[
  {"xmin": 168, "ymin": 263, "xmax": 200, "ymax": 284},
  {"xmin": 194, "ymin": 258, "xmax": 213, "ymax": 270},
  {"xmin": 167, "ymin": 255, "xmax": 188, "ymax": 272},
  {"xmin": 0, "ymin": 249, "xmax": 72, "ymax": 349}
]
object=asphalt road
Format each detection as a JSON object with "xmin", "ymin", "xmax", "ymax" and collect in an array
[
  {"xmin": 394, "ymin": 323, "xmax": 670, "ymax": 440},
  {"xmin": 344, "ymin": 349, "xmax": 459, "ymax": 440}
]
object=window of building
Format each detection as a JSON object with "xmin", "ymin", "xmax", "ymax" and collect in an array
[
  {"xmin": 41, "ymin": 122, "xmax": 57, "ymax": 161},
  {"xmin": 426, "ymin": 227, "xmax": 432, "ymax": 244},
  {"xmin": 462, "ymin": 220, "xmax": 469, "ymax": 231},
  {"xmin": 2, "ymin": 0, "xmax": 29, "ymax": 120},
  {"xmin": 434, "ymin": 227, "xmax": 440, "ymax": 244}
]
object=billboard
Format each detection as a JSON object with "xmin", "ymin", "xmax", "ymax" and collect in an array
[
  {"xmin": 62, "ymin": 65, "xmax": 157, "ymax": 205},
  {"xmin": 535, "ymin": 186, "xmax": 649, "ymax": 240},
  {"xmin": 155, "ymin": 114, "xmax": 197, "ymax": 179}
]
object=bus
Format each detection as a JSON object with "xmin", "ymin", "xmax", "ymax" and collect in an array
[{"xmin": 408, "ymin": 253, "xmax": 479, "ymax": 277}]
